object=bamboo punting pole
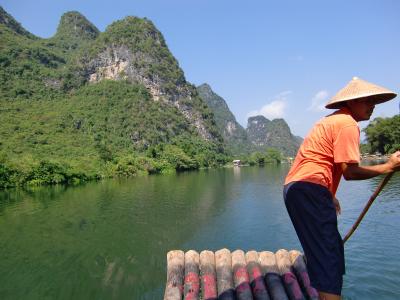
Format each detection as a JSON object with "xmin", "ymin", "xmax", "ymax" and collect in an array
[
  {"xmin": 245, "ymin": 251, "xmax": 270, "ymax": 300},
  {"xmin": 259, "ymin": 251, "xmax": 289, "ymax": 300},
  {"xmin": 343, "ymin": 172, "xmax": 394, "ymax": 243},
  {"xmin": 232, "ymin": 250, "xmax": 253, "ymax": 300},
  {"xmin": 200, "ymin": 250, "xmax": 217, "ymax": 300},
  {"xmin": 164, "ymin": 250, "xmax": 185, "ymax": 300},
  {"xmin": 289, "ymin": 250, "xmax": 318, "ymax": 300},
  {"xmin": 276, "ymin": 249, "xmax": 305, "ymax": 300},
  {"xmin": 215, "ymin": 248, "xmax": 235, "ymax": 300},
  {"xmin": 184, "ymin": 250, "xmax": 200, "ymax": 300}
]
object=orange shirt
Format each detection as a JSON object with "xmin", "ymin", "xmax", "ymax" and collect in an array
[{"xmin": 285, "ymin": 107, "xmax": 360, "ymax": 196}]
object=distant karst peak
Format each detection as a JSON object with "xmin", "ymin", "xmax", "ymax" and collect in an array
[
  {"xmin": 0, "ymin": 6, "xmax": 36, "ymax": 38},
  {"xmin": 55, "ymin": 11, "xmax": 99, "ymax": 40}
]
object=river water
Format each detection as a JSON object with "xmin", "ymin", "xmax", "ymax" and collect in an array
[{"xmin": 0, "ymin": 165, "xmax": 399, "ymax": 299}]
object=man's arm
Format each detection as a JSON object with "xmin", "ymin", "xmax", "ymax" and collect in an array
[{"xmin": 341, "ymin": 151, "xmax": 400, "ymax": 180}]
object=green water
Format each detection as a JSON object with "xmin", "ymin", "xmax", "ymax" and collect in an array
[{"xmin": 0, "ymin": 165, "xmax": 399, "ymax": 299}]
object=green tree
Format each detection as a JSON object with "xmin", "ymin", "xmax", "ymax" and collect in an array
[
  {"xmin": 265, "ymin": 148, "xmax": 283, "ymax": 163},
  {"xmin": 363, "ymin": 115, "xmax": 400, "ymax": 154}
]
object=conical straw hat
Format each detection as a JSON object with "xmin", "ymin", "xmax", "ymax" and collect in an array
[{"xmin": 325, "ymin": 77, "xmax": 397, "ymax": 109}]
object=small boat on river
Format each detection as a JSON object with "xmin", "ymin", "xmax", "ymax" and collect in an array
[{"xmin": 164, "ymin": 248, "xmax": 318, "ymax": 300}]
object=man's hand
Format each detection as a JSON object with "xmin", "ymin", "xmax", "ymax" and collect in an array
[
  {"xmin": 387, "ymin": 151, "xmax": 400, "ymax": 172},
  {"xmin": 341, "ymin": 150, "xmax": 400, "ymax": 180},
  {"xmin": 333, "ymin": 197, "xmax": 341, "ymax": 215}
]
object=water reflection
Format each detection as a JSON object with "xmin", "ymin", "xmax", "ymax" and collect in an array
[
  {"xmin": 0, "ymin": 166, "xmax": 399, "ymax": 299},
  {"xmin": 233, "ymin": 165, "xmax": 241, "ymax": 180}
]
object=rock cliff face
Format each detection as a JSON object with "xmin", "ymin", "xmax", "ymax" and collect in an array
[
  {"xmin": 76, "ymin": 16, "xmax": 217, "ymax": 141},
  {"xmin": 197, "ymin": 83, "xmax": 250, "ymax": 154},
  {"xmin": 246, "ymin": 116, "xmax": 302, "ymax": 156},
  {"xmin": 87, "ymin": 44, "xmax": 165, "ymax": 100}
]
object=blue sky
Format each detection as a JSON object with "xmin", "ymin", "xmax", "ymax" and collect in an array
[{"xmin": 2, "ymin": 0, "xmax": 399, "ymax": 138}]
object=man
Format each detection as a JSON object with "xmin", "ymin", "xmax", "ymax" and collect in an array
[{"xmin": 283, "ymin": 77, "xmax": 400, "ymax": 300}]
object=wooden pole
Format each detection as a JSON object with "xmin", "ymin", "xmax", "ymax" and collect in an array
[
  {"xmin": 164, "ymin": 250, "xmax": 185, "ymax": 300},
  {"xmin": 232, "ymin": 250, "xmax": 253, "ymax": 300},
  {"xmin": 276, "ymin": 249, "xmax": 305, "ymax": 300},
  {"xmin": 289, "ymin": 250, "xmax": 318, "ymax": 300},
  {"xmin": 215, "ymin": 248, "xmax": 235, "ymax": 300},
  {"xmin": 200, "ymin": 250, "xmax": 217, "ymax": 300},
  {"xmin": 184, "ymin": 250, "xmax": 200, "ymax": 300},
  {"xmin": 245, "ymin": 251, "xmax": 270, "ymax": 300},
  {"xmin": 343, "ymin": 172, "xmax": 394, "ymax": 244},
  {"xmin": 259, "ymin": 251, "xmax": 288, "ymax": 300}
]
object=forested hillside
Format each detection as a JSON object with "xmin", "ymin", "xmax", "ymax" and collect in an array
[
  {"xmin": 0, "ymin": 7, "xmax": 226, "ymax": 188},
  {"xmin": 0, "ymin": 6, "xmax": 308, "ymax": 189}
]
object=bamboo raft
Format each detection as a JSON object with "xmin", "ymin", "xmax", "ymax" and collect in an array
[{"xmin": 164, "ymin": 249, "xmax": 318, "ymax": 300}]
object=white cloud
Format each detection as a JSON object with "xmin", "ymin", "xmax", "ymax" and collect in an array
[
  {"xmin": 308, "ymin": 90, "xmax": 329, "ymax": 112},
  {"xmin": 247, "ymin": 91, "xmax": 291, "ymax": 120}
]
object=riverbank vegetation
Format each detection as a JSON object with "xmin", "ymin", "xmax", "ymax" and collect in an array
[
  {"xmin": 362, "ymin": 115, "xmax": 400, "ymax": 154},
  {"xmin": 0, "ymin": 80, "xmax": 228, "ymax": 188},
  {"xmin": 0, "ymin": 144, "xmax": 283, "ymax": 189},
  {"xmin": 235, "ymin": 148, "xmax": 284, "ymax": 166}
]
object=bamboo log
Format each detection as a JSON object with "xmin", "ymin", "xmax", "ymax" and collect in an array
[
  {"xmin": 165, "ymin": 249, "xmax": 318, "ymax": 299},
  {"xmin": 245, "ymin": 251, "xmax": 270, "ymax": 300},
  {"xmin": 200, "ymin": 250, "xmax": 217, "ymax": 300},
  {"xmin": 276, "ymin": 249, "xmax": 305, "ymax": 300},
  {"xmin": 259, "ymin": 251, "xmax": 288, "ymax": 300},
  {"xmin": 184, "ymin": 250, "xmax": 200, "ymax": 300},
  {"xmin": 289, "ymin": 251, "xmax": 318, "ymax": 300},
  {"xmin": 215, "ymin": 248, "xmax": 235, "ymax": 300},
  {"xmin": 164, "ymin": 250, "xmax": 185, "ymax": 300},
  {"xmin": 232, "ymin": 250, "xmax": 253, "ymax": 300}
]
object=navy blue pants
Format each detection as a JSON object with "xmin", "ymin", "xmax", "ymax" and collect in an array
[{"xmin": 284, "ymin": 181, "xmax": 345, "ymax": 295}]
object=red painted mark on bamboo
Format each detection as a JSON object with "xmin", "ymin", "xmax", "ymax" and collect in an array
[
  {"xmin": 234, "ymin": 267, "xmax": 251, "ymax": 293},
  {"xmin": 250, "ymin": 266, "xmax": 263, "ymax": 279},
  {"xmin": 202, "ymin": 274, "xmax": 217, "ymax": 298},
  {"xmin": 250, "ymin": 266, "xmax": 266, "ymax": 293},
  {"xmin": 184, "ymin": 272, "xmax": 200, "ymax": 300},
  {"xmin": 234, "ymin": 267, "xmax": 250, "ymax": 282}
]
